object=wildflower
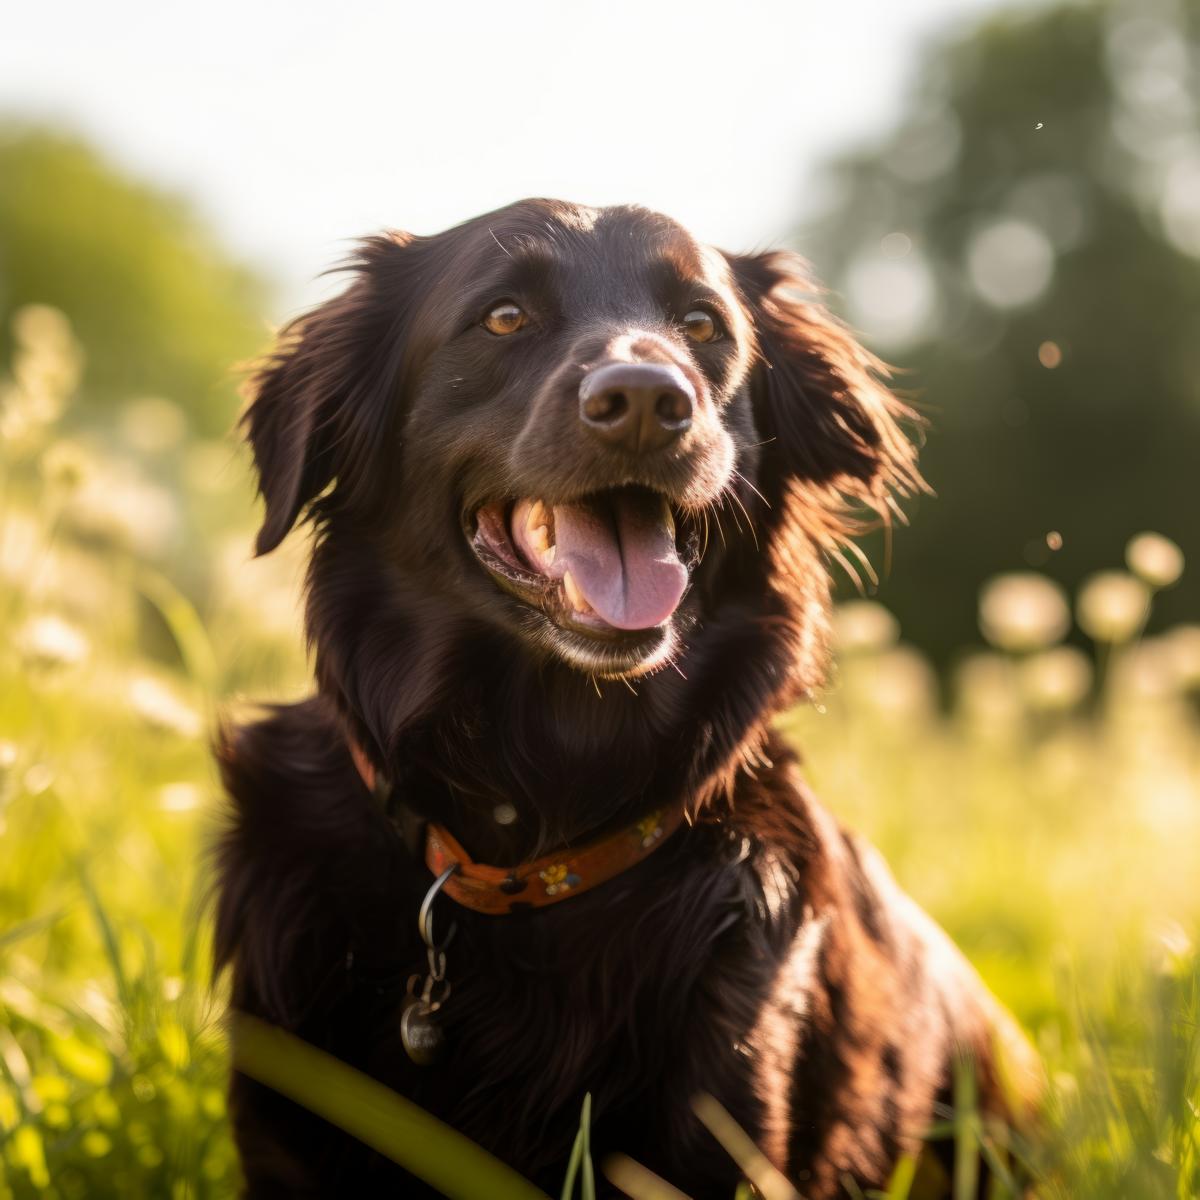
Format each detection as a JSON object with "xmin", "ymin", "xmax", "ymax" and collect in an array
[
  {"xmin": 1020, "ymin": 646, "xmax": 1092, "ymax": 711},
  {"xmin": 65, "ymin": 461, "xmax": 177, "ymax": 557},
  {"xmin": 955, "ymin": 653, "xmax": 1022, "ymax": 727},
  {"xmin": 867, "ymin": 646, "xmax": 938, "ymax": 719},
  {"xmin": 979, "ymin": 572, "xmax": 1070, "ymax": 651},
  {"xmin": 1076, "ymin": 571, "xmax": 1149, "ymax": 642},
  {"xmin": 12, "ymin": 304, "xmax": 76, "ymax": 354},
  {"xmin": 8, "ymin": 305, "xmax": 83, "ymax": 428},
  {"xmin": 833, "ymin": 601, "xmax": 900, "ymax": 653},
  {"xmin": 128, "ymin": 674, "xmax": 203, "ymax": 739},
  {"xmin": 1154, "ymin": 921, "xmax": 1193, "ymax": 967},
  {"xmin": 1166, "ymin": 624, "xmax": 1200, "ymax": 687},
  {"xmin": 119, "ymin": 396, "xmax": 188, "ymax": 454},
  {"xmin": 158, "ymin": 781, "xmax": 203, "ymax": 812},
  {"xmin": 18, "ymin": 614, "xmax": 90, "ymax": 667},
  {"xmin": 40, "ymin": 440, "xmax": 92, "ymax": 494},
  {"xmin": 23, "ymin": 764, "xmax": 55, "ymax": 795},
  {"xmin": 1125, "ymin": 531, "xmax": 1183, "ymax": 589}
]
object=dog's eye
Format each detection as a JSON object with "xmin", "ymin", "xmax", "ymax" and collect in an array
[
  {"xmin": 483, "ymin": 302, "xmax": 527, "ymax": 337},
  {"xmin": 682, "ymin": 309, "xmax": 721, "ymax": 343}
]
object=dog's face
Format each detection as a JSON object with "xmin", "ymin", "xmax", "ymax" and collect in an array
[
  {"xmin": 402, "ymin": 204, "xmax": 761, "ymax": 677},
  {"xmin": 244, "ymin": 199, "xmax": 918, "ymax": 691}
]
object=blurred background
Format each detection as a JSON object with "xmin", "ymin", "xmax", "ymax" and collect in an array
[{"xmin": 1, "ymin": 1, "xmax": 1197, "ymax": 1196}]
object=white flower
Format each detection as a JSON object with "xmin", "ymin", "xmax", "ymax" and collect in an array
[
  {"xmin": 40, "ymin": 440, "xmax": 93, "ymax": 493},
  {"xmin": 833, "ymin": 601, "xmax": 900, "ymax": 653},
  {"xmin": 979, "ymin": 573, "xmax": 1071, "ymax": 651},
  {"xmin": 1166, "ymin": 624, "xmax": 1200, "ymax": 687},
  {"xmin": 119, "ymin": 397, "xmax": 188, "ymax": 454},
  {"xmin": 18, "ymin": 614, "xmax": 90, "ymax": 667},
  {"xmin": 1020, "ymin": 646, "xmax": 1092, "ymax": 711},
  {"xmin": 128, "ymin": 674, "xmax": 203, "ymax": 739},
  {"xmin": 65, "ymin": 461, "xmax": 178, "ymax": 557},
  {"xmin": 955, "ymin": 653, "xmax": 1022, "ymax": 727},
  {"xmin": 158, "ymin": 782, "xmax": 203, "ymax": 812},
  {"xmin": 1077, "ymin": 571, "xmax": 1150, "ymax": 642},
  {"xmin": 1125, "ymin": 531, "xmax": 1183, "ymax": 589},
  {"xmin": 867, "ymin": 646, "xmax": 937, "ymax": 719}
]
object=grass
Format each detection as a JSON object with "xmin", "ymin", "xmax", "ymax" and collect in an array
[{"xmin": 0, "ymin": 306, "xmax": 1197, "ymax": 1197}]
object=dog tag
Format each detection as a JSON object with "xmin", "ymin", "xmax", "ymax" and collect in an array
[{"xmin": 400, "ymin": 998, "xmax": 445, "ymax": 1065}]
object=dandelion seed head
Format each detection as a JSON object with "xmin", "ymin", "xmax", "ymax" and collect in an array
[
  {"xmin": 128, "ymin": 674, "xmax": 203, "ymax": 739},
  {"xmin": 1077, "ymin": 571, "xmax": 1150, "ymax": 642},
  {"xmin": 1020, "ymin": 646, "xmax": 1092, "ymax": 711},
  {"xmin": 18, "ymin": 614, "xmax": 90, "ymax": 667},
  {"xmin": 979, "ymin": 572, "xmax": 1071, "ymax": 651},
  {"xmin": 1125, "ymin": 531, "xmax": 1183, "ymax": 589},
  {"xmin": 158, "ymin": 781, "xmax": 203, "ymax": 812},
  {"xmin": 834, "ymin": 601, "xmax": 900, "ymax": 653}
]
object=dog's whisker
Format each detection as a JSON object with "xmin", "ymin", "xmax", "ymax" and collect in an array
[
  {"xmin": 732, "ymin": 468, "xmax": 771, "ymax": 511},
  {"xmin": 725, "ymin": 485, "xmax": 759, "ymax": 552},
  {"xmin": 717, "ymin": 491, "xmax": 743, "ymax": 538},
  {"xmin": 712, "ymin": 508, "xmax": 728, "ymax": 550}
]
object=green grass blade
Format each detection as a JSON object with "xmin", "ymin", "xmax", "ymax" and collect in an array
[
  {"xmin": 135, "ymin": 563, "xmax": 219, "ymax": 694},
  {"xmin": 231, "ymin": 1012, "xmax": 549, "ymax": 1200},
  {"xmin": 560, "ymin": 1127, "xmax": 585, "ymax": 1200},
  {"xmin": 602, "ymin": 1154, "xmax": 691, "ymax": 1200},
  {"xmin": 692, "ymin": 1092, "xmax": 797, "ymax": 1200},
  {"xmin": 77, "ymin": 860, "xmax": 132, "ymax": 1014},
  {"xmin": 0, "ymin": 907, "xmax": 67, "ymax": 950},
  {"xmin": 581, "ymin": 1091, "xmax": 595, "ymax": 1200},
  {"xmin": 883, "ymin": 1152, "xmax": 918, "ymax": 1199},
  {"xmin": 952, "ymin": 1057, "xmax": 979, "ymax": 1200}
]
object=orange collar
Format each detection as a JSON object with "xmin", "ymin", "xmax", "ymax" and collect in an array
[{"xmin": 349, "ymin": 738, "xmax": 686, "ymax": 915}]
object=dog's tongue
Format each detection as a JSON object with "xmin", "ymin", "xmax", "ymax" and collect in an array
[
  {"xmin": 554, "ymin": 492, "xmax": 686, "ymax": 629},
  {"xmin": 514, "ymin": 491, "xmax": 686, "ymax": 630}
]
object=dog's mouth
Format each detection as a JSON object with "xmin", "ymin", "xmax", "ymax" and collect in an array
[{"xmin": 467, "ymin": 486, "xmax": 700, "ymax": 646}]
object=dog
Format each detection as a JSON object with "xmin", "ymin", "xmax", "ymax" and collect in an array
[{"xmin": 215, "ymin": 199, "xmax": 1039, "ymax": 1197}]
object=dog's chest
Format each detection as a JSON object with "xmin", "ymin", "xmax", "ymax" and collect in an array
[{"xmin": 356, "ymin": 850, "xmax": 787, "ymax": 1192}]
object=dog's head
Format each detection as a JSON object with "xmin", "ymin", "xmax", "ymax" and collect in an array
[{"xmin": 244, "ymin": 199, "xmax": 919, "ymax": 713}]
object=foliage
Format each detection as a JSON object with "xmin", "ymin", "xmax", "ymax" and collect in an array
[
  {"xmin": 0, "ymin": 125, "xmax": 269, "ymax": 437},
  {"xmin": 0, "ymin": 308, "xmax": 1196, "ymax": 1197},
  {"xmin": 808, "ymin": 0, "xmax": 1200, "ymax": 660}
]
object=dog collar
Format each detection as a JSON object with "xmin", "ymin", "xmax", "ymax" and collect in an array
[{"xmin": 348, "ymin": 737, "xmax": 686, "ymax": 915}]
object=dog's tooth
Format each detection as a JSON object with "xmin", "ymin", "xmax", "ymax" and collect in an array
[
  {"xmin": 527, "ymin": 500, "xmax": 548, "ymax": 532},
  {"xmin": 529, "ymin": 524, "xmax": 550, "ymax": 554},
  {"xmin": 545, "ymin": 544, "xmax": 556, "ymax": 564},
  {"xmin": 563, "ymin": 570, "xmax": 585, "ymax": 611}
]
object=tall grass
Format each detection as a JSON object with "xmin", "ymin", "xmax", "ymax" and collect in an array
[{"xmin": 1, "ymin": 308, "xmax": 1196, "ymax": 1197}]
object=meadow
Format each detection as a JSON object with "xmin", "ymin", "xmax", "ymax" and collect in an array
[{"xmin": 1, "ymin": 306, "xmax": 1197, "ymax": 1198}]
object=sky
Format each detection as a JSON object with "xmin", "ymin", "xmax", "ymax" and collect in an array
[{"xmin": 4, "ymin": 0, "xmax": 1011, "ymax": 312}]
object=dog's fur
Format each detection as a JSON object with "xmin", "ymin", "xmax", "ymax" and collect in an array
[{"xmin": 215, "ymin": 199, "xmax": 1037, "ymax": 1197}]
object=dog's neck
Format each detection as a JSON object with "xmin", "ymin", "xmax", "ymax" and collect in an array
[
  {"xmin": 385, "ymin": 670, "xmax": 696, "ymax": 863},
  {"xmin": 338, "ymin": 620, "xmax": 804, "ymax": 866}
]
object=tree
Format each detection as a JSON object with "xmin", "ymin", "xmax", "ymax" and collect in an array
[
  {"xmin": 807, "ymin": 0, "xmax": 1200, "ymax": 659},
  {"xmin": 0, "ymin": 125, "xmax": 270, "ymax": 435}
]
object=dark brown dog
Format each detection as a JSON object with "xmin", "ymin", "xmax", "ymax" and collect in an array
[{"xmin": 215, "ymin": 199, "xmax": 1038, "ymax": 1197}]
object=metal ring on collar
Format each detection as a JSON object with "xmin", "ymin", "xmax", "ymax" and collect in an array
[{"xmin": 418, "ymin": 865, "xmax": 458, "ymax": 952}]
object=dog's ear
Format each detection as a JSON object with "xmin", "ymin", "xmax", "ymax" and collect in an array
[
  {"xmin": 242, "ymin": 233, "xmax": 419, "ymax": 555},
  {"xmin": 724, "ymin": 249, "xmax": 923, "ymax": 523}
]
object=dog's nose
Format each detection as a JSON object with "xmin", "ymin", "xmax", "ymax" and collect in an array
[{"xmin": 579, "ymin": 362, "xmax": 694, "ymax": 454}]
